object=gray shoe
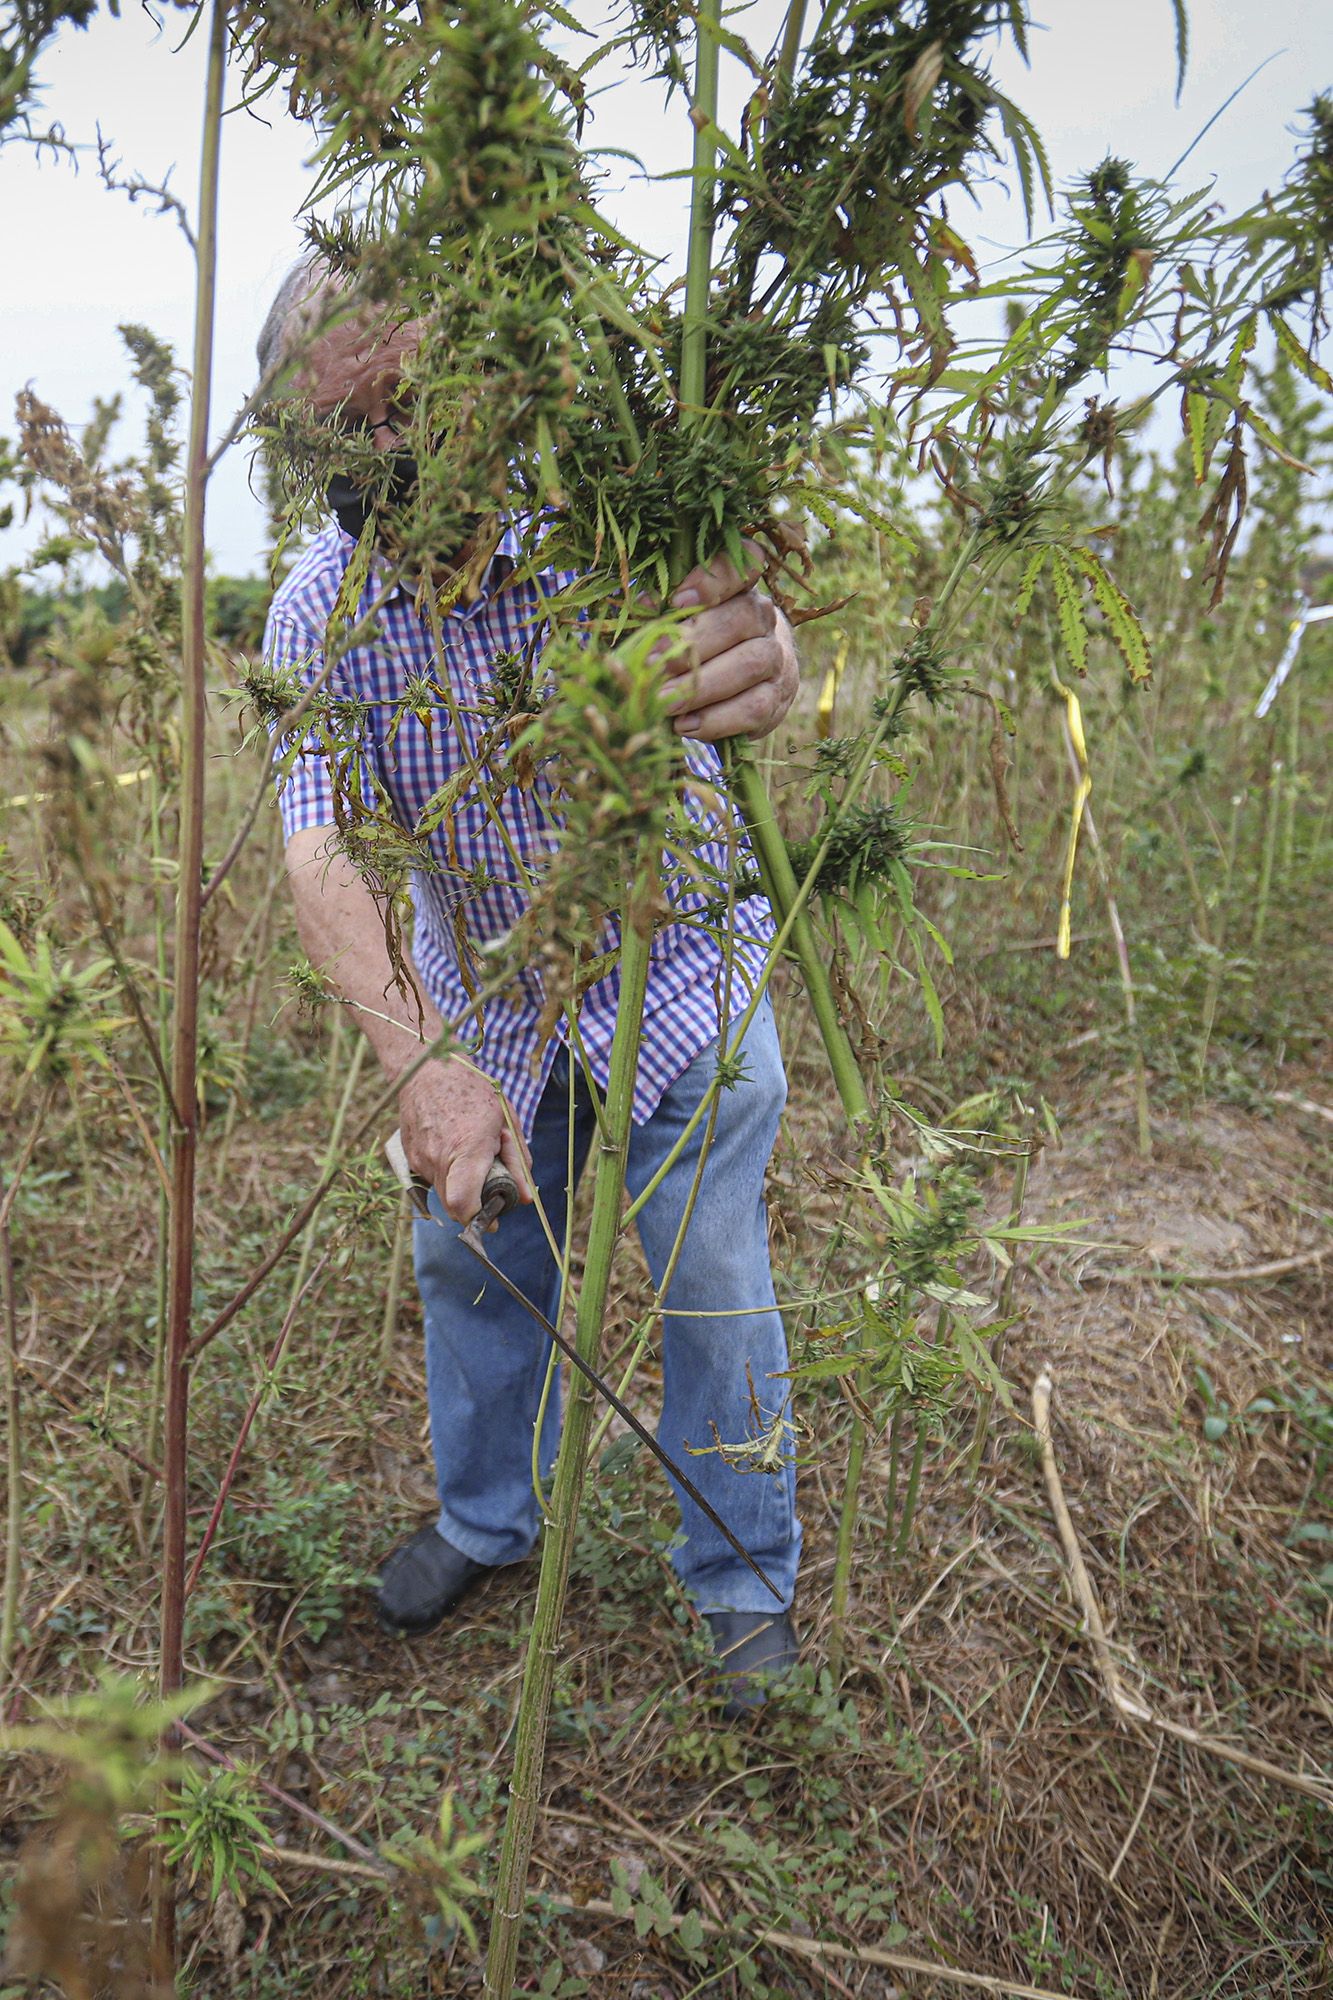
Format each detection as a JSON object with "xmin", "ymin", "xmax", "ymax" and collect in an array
[
  {"xmin": 374, "ymin": 1525, "xmax": 490, "ymax": 1637},
  {"xmin": 703, "ymin": 1610, "xmax": 800, "ymax": 1719}
]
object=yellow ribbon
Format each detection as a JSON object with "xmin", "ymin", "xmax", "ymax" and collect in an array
[
  {"xmin": 815, "ymin": 633, "xmax": 850, "ymax": 740},
  {"xmin": 4, "ymin": 767, "xmax": 149, "ymax": 811},
  {"xmin": 1052, "ymin": 673, "xmax": 1091, "ymax": 961}
]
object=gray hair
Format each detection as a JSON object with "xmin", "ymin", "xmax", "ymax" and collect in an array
[{"xmin": 255, "ymin": 251, "xmax": 332, "ymax": 385}]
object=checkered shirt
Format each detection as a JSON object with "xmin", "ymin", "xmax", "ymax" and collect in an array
[{"xmin": 264, "ymin": 523, "xmax": 776, "ymax": 1136}]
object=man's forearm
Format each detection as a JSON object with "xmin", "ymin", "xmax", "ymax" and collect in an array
[{"xmin": 285, "ymin": 825, "xmax": 447, "ymax": 1080}]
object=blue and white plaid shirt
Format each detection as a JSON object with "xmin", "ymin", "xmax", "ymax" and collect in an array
[{"xmin": 264, "ymin": 523, "xmax": 775, "ymax": 1136}]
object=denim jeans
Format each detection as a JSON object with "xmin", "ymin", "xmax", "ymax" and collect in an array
[{"xmin": 412, "ymin": 996, "xmax": 802, "ymax": 1613}]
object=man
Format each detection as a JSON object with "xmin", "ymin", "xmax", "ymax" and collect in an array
[{"xmin": 258, "ymin": 266, "xmax": 803, "ymax": 1713}]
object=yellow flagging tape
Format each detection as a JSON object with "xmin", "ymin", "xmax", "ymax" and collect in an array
[
  {"xmin": 4, "ymin": 767, "xmax": 150, "ymax": 811},
  {"xmin": 815, "ymin": 633, "xmax": 850, "ymax": 740},
  {"xmin": 1053, "ymin": 675, "xmax": 1090, "ymax": 961}
]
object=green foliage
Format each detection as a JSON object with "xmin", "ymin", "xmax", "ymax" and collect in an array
[
  {"xmin": 159, "ymin": 1763, "xmax": 280, "ymax": 1907},
  {"xmin": 382, "ymin": 1790, "xmax": 489, "ymax": 1952},
  {"xmin": 2, "ymin": 11, "xmax": 1331, "ymax": 2000},
  {"xmin": 0, "ymin": 1672, "xmax": 203, "ymax": 1814},
  {"xmin": 0, "ymin": 917, "xmax": 127, "ymax": 1085},
  {"xmin": 494, "ymin": 620, "xmax": 679, "ymax": 1033},
  {"xmin": 0, "ymin": 1, "xmax": 99, "ymax": 141},
  {"xmin": 219, "ymin": 1468, "xmax": 362, "ymax": 1643},
  {"xmin": 572, "ymin": 1448, "xmax": 685, "ymax": 1624}
]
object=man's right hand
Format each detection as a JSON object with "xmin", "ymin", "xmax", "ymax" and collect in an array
[
  {"xmin": 283, "ymin": 828, "xmax": 533, "ymax": 1227},
  {"xmin": 399, "ymin": 1058, "xmax": 533, "ymax": 1228}
]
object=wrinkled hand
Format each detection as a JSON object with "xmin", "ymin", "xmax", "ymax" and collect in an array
[
  {"xmin": 659, "ymin": 542, "xmax": 799, "ymax": 743},
  {"xmin": 399, "ymin": 1058, "xmax": 532, "ymax": 1228}
]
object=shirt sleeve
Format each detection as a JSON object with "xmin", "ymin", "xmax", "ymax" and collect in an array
[{"xmin": 264, "ymin": 607, "xmax": 339, "ymax": 841}]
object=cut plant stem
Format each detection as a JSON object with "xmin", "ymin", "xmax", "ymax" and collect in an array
[
  {"xmin": 154, "ymin": 0, "xmax": 226, "ymax": 1966},
  {"xmin": 484, "ymin": 894, "xmax": 654, "ymax": 2000}
]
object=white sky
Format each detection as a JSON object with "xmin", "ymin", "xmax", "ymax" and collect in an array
[{"xmin": 2, "ymin": 0, "xmax": 1329, "ymax": 577}]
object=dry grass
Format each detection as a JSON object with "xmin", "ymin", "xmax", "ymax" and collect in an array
[
  {"xmin": 2, "ymin": 612, "xmax": 1331, "ymax": 1998},
  {"xmin": 5, "ymin": 974, "xmax": 1329, "ymax": 1999}
]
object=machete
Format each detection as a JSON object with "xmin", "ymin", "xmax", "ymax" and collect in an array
[{"xmin": 384, "ymin": 1132, "xmax": 782, "ymax": 1602}]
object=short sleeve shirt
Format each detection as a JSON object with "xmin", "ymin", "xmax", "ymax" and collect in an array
[{"xmin": 264, "ymin": 524, "xmax": 776, "ymax": 1135}]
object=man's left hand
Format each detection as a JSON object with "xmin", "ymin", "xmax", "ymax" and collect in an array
[{"xmin": 660, "ymin": 543, "xmax": 798, "ymax": 743}]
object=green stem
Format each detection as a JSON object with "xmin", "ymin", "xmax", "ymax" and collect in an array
[
  {"xmin": 325, "ymin": 1004, "xmax": 347, "ymax": 1117},
  {"xmin": 897, "ymin": 1308, "xmax": 947, "ymax": 1561},
  {"xmin": 378, "ymin": 1192, "xmax": 412, "ymax": 1382},
  {"xmin": 826, "ymin": 1387, "xmax": 867, "ymax": 1682},
  {"xmin": 484, "ymin": 892, "xmax": 655, "ymax": 1999},
  {"xmin": 775, "ymin": 0, "xmax": 808, "ymax": 94},
  {"xmin": 895, "ymin": 1415, "xmax": 929, "ymax": 1561},
  {"xmin": 732, "ymin": 748, "xmax": 870, "ymax": 1127},
  {"xmin": 623, "ymin": 529, "xmax": 981, "ymax": 1230},
  {"xmin": 1198, "ymin": 791, "xmax": 1244, "ymax": 1084},
  {"xmin": 1251, "ymin": 751, "xmax": 1282, "ymax": 955},
  {"xmin": 884, "ymin": 1406, "xmax": 902, "ymax": 1551},
  {"xmin": 679, "ymin": 0, "xmax": 721, "ymax": 426},
  {"xmin": 287, "ymin": 1034, "xmax": 366, "ymax": 1314},
  {"xmin": 965, "ymin": 1147, "xmax": 1030, "ymax": 1483},
  {"xmin": 155, "ymin": 0, "xmax": 226, "ymax": 1965},
  {"xmin": 1280, "ymin": 681, "xmax": 1300, "ymax": 881}
]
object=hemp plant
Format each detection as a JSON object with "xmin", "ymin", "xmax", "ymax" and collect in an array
[
  {"xmin": 229, "ymin": 1, "xmax": 1331, "ymax": 1988},
  {"xmin": 6, "ymin": 0, "xmax": 1332, "ymax": 1990}
]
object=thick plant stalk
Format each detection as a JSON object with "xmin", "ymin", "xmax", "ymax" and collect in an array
[
  {"xmin": 675, "ymin": 0, "xmax": 881, "ymax": 1668},
  {"xmin": 677, "ymin": 0, "xmax": 721, "ymax": 429},
  {"xmin": 138, "ymin": 768, "xmax": 174, "ymax": 1534},
  {"xmin": 826, "ymin": 1396, "xmax": 866, "ymax": 1682},
  {"xmin": 484, "ymin": 907, "xmax": 653, "ymax": 1999},
  {"xmin": 154, "ymin": 0, "xmax": 226, "ymax": 1963}
]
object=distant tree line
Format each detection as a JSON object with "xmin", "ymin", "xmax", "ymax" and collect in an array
[{"xmin": 0, "ymin": 572, "xmax": 270, "ymax": 669}]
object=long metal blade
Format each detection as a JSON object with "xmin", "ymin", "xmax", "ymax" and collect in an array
[{"xmin": 458, "ymin": 1220, "xmax": 783, "ymax": 1604}]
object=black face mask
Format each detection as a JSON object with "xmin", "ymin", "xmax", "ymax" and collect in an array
[{"xmin": 326, "ymin": 452, "xmax": 419, "ymax": 545}]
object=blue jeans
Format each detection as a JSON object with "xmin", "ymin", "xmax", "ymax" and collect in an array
[{"xmin": 412, "ymin": 997, "xmax": 802, "ymax": 1613}]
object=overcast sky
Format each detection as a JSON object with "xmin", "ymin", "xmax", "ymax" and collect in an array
[{"xmin": 2, "ymin": 0, "xmax": 1329, "ymax": 578}]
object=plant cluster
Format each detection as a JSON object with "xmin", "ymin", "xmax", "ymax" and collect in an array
[{"xmin": 2, "ymin": 2, "xmax": 1331, "ymax": 1996}]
